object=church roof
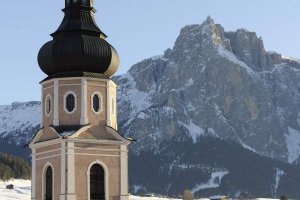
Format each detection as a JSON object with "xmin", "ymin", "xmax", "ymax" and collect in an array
[
  {"xmin": 27, "ymin": 125, "xmax": 134, "ymax": 147},
  {"xmin": 51, "ymin": 124, "xmax": 88, "ymax": 137},
  {"xmin": 105, "ymin": 126, "xmax": 136, "ymax": 142},
  {"xmin": 38, "ymin": 0, "xmax": 119, "ymax": 79}
]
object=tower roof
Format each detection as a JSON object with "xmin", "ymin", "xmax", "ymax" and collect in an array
[{"xmin": 38, "ymin": 0, "xmax": 119, "ymax": 78}]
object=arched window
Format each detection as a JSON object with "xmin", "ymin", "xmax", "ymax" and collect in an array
[
  {"xmin": 91, "ymin": 93, "xmax": 102, "ymax": 114},
  {"xmin": 90, "ymin": 164, "xmax": 105, "ymax": 200},
  {"xmin": 45, "ymin": 166, "xmax": 53, "ymax": 200},
  {"xmin": 64, "ymin": 92, "xmax": 77, "ymax": 114},
  {"xmin": 45, "ymin": 95, "xmax": 52, "ymax": 117}
]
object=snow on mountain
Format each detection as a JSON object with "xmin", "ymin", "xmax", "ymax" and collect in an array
[
  {"xmin": 273, "ymin": 168, "xmax": 285, "ymax": 197},
  {"xmin": 191, "ymin": 170, "xmax": 229, "ymax": 193},
  {"xmin": 217, "ymin": 46, "xmax": 258, "ymax": 77},
  {"xmin": 0, "ymin": 102, "xmax": 40, "ymax": 145},
  {"xmin": 285, "ymin": 127, "xmax": 300, "ymax": 163}
]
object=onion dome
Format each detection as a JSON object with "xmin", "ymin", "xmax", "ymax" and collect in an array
[{"xmin": 38, "ymin": 0, "xmax": 119, "ymax": 77}]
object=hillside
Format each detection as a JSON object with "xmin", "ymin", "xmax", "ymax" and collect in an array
[{"xmin": 130, "ymin": 137, "xmax": 300, "ymax": 198}]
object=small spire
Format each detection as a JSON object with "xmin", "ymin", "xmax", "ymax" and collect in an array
[
  {"xmin": 52, "ymin": 0, "xmax": 105, "ymax": 38},
  {"xmin": 65, "ymin": 0, "xmax": 94, "ymax": 8}
]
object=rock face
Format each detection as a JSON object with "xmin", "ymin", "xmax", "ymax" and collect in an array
[{"xmin": 115, "ymin": 17, "xmax": 300, "ymax": 164}]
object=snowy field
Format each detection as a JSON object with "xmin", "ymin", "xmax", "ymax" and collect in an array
[
  {"xmin": 0, "ymin": 179, "xmax": 31, "ymax": 200},
  {"xmin": 131, "ymin": 196, "xmax": 209, "ymax": 200},
  {"xmin": 0, "ymin": 179, "xmax": 281, "ymax": 200}
]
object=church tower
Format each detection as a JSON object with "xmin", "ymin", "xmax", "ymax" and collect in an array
[{"xmin": 29, "ymin": 1, "xmax": 132, "ymax": 200}]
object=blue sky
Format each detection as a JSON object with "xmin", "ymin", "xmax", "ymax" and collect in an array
[{"xmin": 0, "ymin": 0, "xmax": 299, "ymax": 104}]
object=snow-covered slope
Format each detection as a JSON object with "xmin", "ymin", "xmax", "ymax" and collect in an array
[
  {"xmin": 0, "ymin": 179, "xmax": 31, "ymax": 200},
  {"xmin": 0, "ymin": 180, "xmax": 283, "ymax": 200},
  {"xmin": 0, "ymin": 102, "xmax": 40, "ymax": 145}
]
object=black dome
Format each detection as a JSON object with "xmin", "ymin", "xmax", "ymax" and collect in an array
[{"xmin": 38, "ymin": 0, "xmax": 119, "ymax": 77}]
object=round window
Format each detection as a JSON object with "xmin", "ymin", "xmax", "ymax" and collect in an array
[
  {"xmin": 45, "ymin": 95, "xmax": 52, "ymax": 117},
  {"xmin": 91, "ymin": 93, "xmax": 102, "ymax": 114},
  {"xmin": 64, "ymin": 92, "xmax": 76, "ymax": 114}
]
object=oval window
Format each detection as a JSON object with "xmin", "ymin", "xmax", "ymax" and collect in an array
[
  {"xmin": 64, "ymin": 92, "xmax": 76, "ymax": 114},
  {"xmin": 91, "ymin": 93, "xmax": 102, "ymax": 114},
  {"xmin": 45, "ymin": 95, "xmax": 52, "ymax": 117}
]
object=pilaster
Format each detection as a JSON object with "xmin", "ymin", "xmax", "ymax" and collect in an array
[
  {"xmin": 53, "ymin": 79, "xmax": 59, "ymax": 126},
  {"xmin": 80, "ymin": 78, "xmax": 89, "ymax": 125},
  {"xmin": 40, "ymin": 86, "xmax": 43, "ymax": 128},
  {"xmin": 120, "ymin": 145, "xmax": 129, "ymax": 199},
  {"xmin": 107, "ymin": 80, "xmax": 112, "ymax": 127},
  {"xmin": 31, "ymin": 148, "xmax": 36, "ymax": 200},
  {"xmin": 60, "ymin": 141, "xmax": 66, "ymax": 200},
  {"xmin": 66, "ymin": 142, "xmax": 76, "ymax": 200}
]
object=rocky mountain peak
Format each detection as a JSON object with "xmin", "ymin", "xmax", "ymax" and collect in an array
[
  {"xmin": 168, "ymin": 17, "xmax": 300, "ymax": 72},
  {"xmin": 171, "ymin": 16, "xmax": 228, "ymax": 60},
  {"xmin": 225, "ymin": 28, "xmax": 268, "ymax": 71},
  {"xmin": 115, "ymin": 17, "xmax": 300, "ymax": 164}
]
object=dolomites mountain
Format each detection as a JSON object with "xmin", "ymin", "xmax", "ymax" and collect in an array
[
  {"xmin": 1, "ymin": 17, "xmax": 300, "ymax": 198},
  {"xmin": 115, "ymin": 17, "xmax": 300, "ymax": 164}
]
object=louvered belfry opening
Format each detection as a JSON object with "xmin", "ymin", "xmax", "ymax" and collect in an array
[
  {"xmin": 90, "ymin": 164, "xmax": 105, "ymax": 200},
  {"xmin": 45, "ymin": 166, "xmax": 53, "ymax": 200}
]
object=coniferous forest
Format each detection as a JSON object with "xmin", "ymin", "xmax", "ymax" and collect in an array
[{"xmin": 0, "ymin": 152, "xmax": 31, "ymax": 181}]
